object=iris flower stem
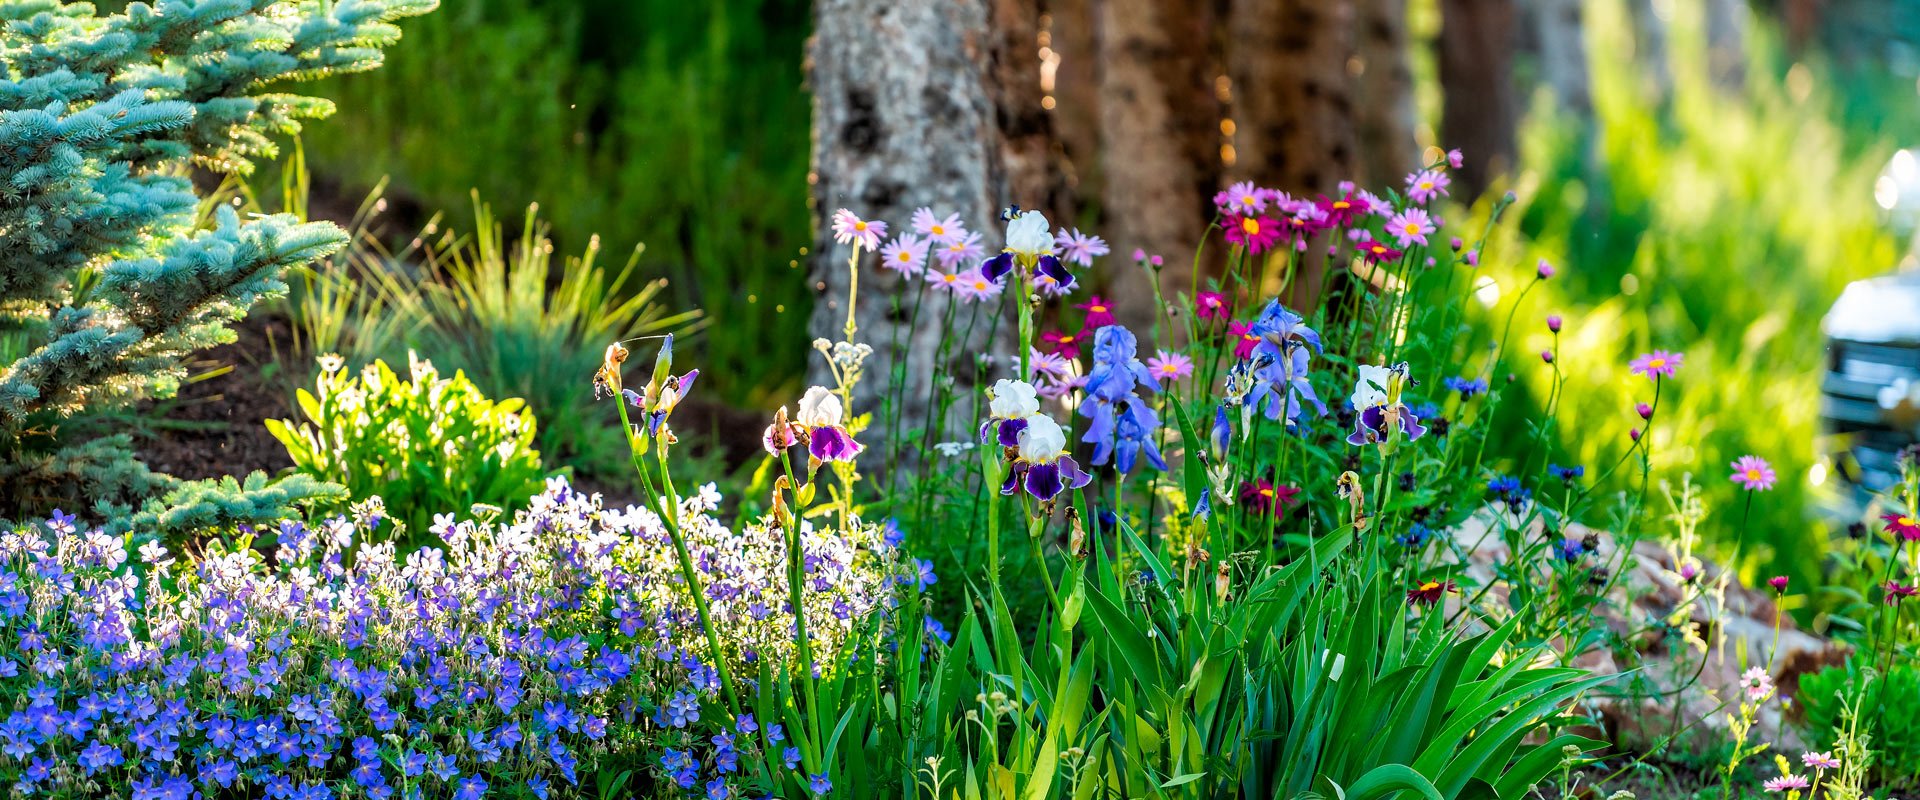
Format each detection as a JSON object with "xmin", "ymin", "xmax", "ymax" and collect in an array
[
  {"xmin": 613, "ymin": 400, "xmax": 742, "ymax": 720},
  {"xmin": 774, "ymin": 452, "xmax": 826, "ymax": 770}
]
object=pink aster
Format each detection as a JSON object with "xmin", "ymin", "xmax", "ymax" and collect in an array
[
  {"xmin": 924, "ymin": 267, "xmax": 965, "ymax": 294},
  {"xmin": 1282, "ymin": 204, "xmax": 1329, "ymax": 251},
  {"xmin": 1223, "ymin": 214, "xmax": 1282, "ymax": 254},
  {"xmin": 1076, "ymin": 295, "xmax": 1117, "ymax": 328},
  {"xmin": 1146, "ymin": 350, "xmax": 1193, "ymax": 383},
  {"xmin": 1194, "ymin": 291, "xmax": 1230, "ymax": 322},
  {"xmin": 1357, "ymin": 189, "xmax": 1394, "ymax": 216},
  {"xmin": 830, "ymin": 208, "xmax": 887, "ymax": 251},
  {"xmin": 1028, "ymin": 348, "xmax": 1072, "ymax": 381},
  {"xmin": 1800, "ymin": 752, "xmax": 1840, "ymax": 771},
  {"xmin": 910, "ymin": 207, "xmax": 966, "ymax": 245},
  {"xmin": 1054, "ymin": 228, "xmax": 1110, "ymax": 267},
  {"xmin": 934, "ymin": 230, "xmax": 985, "ymax": 269},
  {"xmin": 1234, "ymin": 181, "xmax": 1273, "ymax": 214},
  {"xmin": 1386, "ymin": 207, "xmax": 1434, "ymax": 248},
  {"xmin": 1628, "ymin": 350, "xmax": 1684, "ymax": 380},
  {"xmin": 1447, "ymin": 148, "xmax": 1464, "ymax": 168},
  {"xmin": 1882, "ymin": 511, "xmax": 1920, "ymax": 542},
  {"xmin": 1406, "ymin": 169, "xmax": 1451, "ymax": 204},
  {"xmin": 1729, "ymin": 455, "xmax": 1776, "ymax": 491},
  {"xmin": 1041, "ymin": 329, "xmax": 1084, "ymax": 358},
  {"xmin": 1763, "ymin": 775, "xmax": 1810, "ymax": 793},
  {"xmin": 955, "ymin": 268, "xmax": 1003, "ymax": 303},
  {"xmin": 1227, "ymin": 320, "xmax": 1260, "ymax": 359},
  {"xmin": 879, "ymin": 234, "xmax": 929, "ymax": 277}
]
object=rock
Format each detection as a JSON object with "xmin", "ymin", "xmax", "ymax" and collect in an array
[{"xmin": 1443, "ymin": 510, "xmax": 1849, "ymax": 753}]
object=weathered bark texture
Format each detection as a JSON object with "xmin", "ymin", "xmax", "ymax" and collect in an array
[
  {"xmin": 1228, "ymin": 0, "xmax": 1356, "ymax": 309},
  {"xmin": 1516, "ymin": 0, "xmax": 1592, "ymax": 122},
  {"xmin": 808, "ymin": 0, "xmax": 1019, "ymax": 436},
  {"xmin": 989, "ymin": 0, "xmax": 1072, "ymax": 221},
  {"xmin": 1626, "ymin": 0, "xmax": 1673, "ymax": 105},
  {"xmin": 1706, "ymin": 0, "xmax": 1749, "ymax": 93},
  {"xmin": 1438, "ymin": 0, "xmax": 1518, "ymax": 201},
  {"xmin": 1227, "ymin": 0, "xmax": 1357, "ymax": 196},
  {"xmin": 1095, "ymin": 0, "xmax": 1220, "ymax": 324},
  {"xmin": 1352, "ymin": 0, "xmax": 1419, "ymax": 189},
  {"xmin": 1046, "ymin": 0, "xmax": 1103, "ymax": 213}
]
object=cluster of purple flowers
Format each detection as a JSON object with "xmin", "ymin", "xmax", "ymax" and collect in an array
[{"xmin": 0, "ymin": 479, "xmax": 903, "ymax": 798}]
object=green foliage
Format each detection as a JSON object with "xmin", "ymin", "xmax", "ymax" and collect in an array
[
  {"xmin": 1463, "ymin": 0, "xmax": 1899, "ymax": 588},
  {"xmin": 0, "ymin": 0, "xmax": 432, "ymax": 520},
  {"xmin": 105, "ymin": 469, "xmax": 347, "ymax": 543},
  {"xmin": 291, "ymin": 0, "xmax": 812, "ymax": 404},
  {"xmin": 1798, "ymin": 660, "xmax": 1919, "ymax": 788},
  {"xmin": 266, "ymin": 353, "xmax": 548, "ymax": 541}
]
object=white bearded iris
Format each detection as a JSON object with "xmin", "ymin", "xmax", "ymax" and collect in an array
[
  {"xmin": 1004, "ymin": 211, "xmax": 1055, "ymax": 259},
  {"xmin": 1018, "ymin": 414, "xmax": 1069, "ymax": 463},
  {"xmin": 988, "ymin": 379, "xmax": 1041, "ymax": 419},
  {"xmin": 1351, "ymin": 364, "xmax": 1391, "ymax": 409},
  {"xmin": 796, "ymin": 386, "xmax": 844, "ymax": 427}
]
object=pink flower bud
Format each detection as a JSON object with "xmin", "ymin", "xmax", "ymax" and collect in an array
[
  {"xmin": 1132, "ymin": 248, "xmax": 1148, "ymax": 262},
  {"xmin": 1635, "ymin": 402, "xmax": 1653, "ymax": 420},
  {"xmin": 1449, "ymin": 237, "xmax": 1463, "ymax": 251},
  {"xmin": 1540, "ymin": 349, "xmax": 1554, "ymax": 364},
  {"xmin": 1448, "ymin": 149, "xmax": 1464, "ymax": 168},
  {"xmin": 1546, "ymin": 314, "xmax": 1563, "ymax": 333},
  {"xmin": 1768, "ymin": 575, "xmax": 1789, "ymax": 594},
  {"xmin": 1537, "ymin": 259, "xmax": 1556, "ymax": 279},
  {"xmin": 1465, "ymin": 250, "xmax": 1480, "ymax": 267},
  {"xmin": 1629, "ymin": 428, "xmax": 1642, "ymax": 441}
]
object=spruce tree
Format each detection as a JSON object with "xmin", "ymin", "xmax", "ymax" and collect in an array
[{"xmin": 0, "ymin": 0, "xmax": 435, "ymax": 521}]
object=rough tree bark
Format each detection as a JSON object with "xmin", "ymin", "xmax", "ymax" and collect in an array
[
  {"xmin": 1352, "ymin": 0, "xmax": 1419, "ymax": 189},
  {"xmin": 808, "ymin": 0, "xmax": 1046, "ymax": 438},
  {"xmin": 1227, "ymin": 0, "xmax": 1357, "ymax": 309},
  {"xmin": 1706, "ymin": 0, "xmax": 1749, "ymax": 94},
  {"xmin": 1096, "ymin": 0, "xmax": 1220, "ymax": 326},
  {"xmin": 1438, "ymin": 0, "xmax": 1518, "ymax": 201}
]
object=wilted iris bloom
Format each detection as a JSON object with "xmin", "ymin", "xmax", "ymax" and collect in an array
[
  {"xmin": 982, "ymin": 210, "xmax": 1073, "ymax": 290},
  {"xmin": 1346, "ymin": 362, "xmax": 1427, "ymax": 448},
  {"xmin": 1078, "ymin": 326, "xmax": 1166, "ymax": 473},
  {"xmin": 1244, "ymin": 301, "xmax": 1328, "ymax": 427},
  {"xmin": 979, "ymin": 379, "xmax": 1040, "ymax": 446},
  {"xmin": 1000, "ymin": 414, "xmax": 1090, "ymax": 502},
  {"xmin": 796, "ymin": 386, "xmax": 862, "ymax": 463}
]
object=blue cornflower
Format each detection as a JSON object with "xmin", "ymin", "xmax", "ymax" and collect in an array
[
  {"xmin": 1443, "ymin": 375, "xmax": 1489, "ymax": 400},
  {"xmin": 1555, "ymin": 537, "xmax": 1587, "ymax": 562},
  {"xmin": 1487, "ymin": 475, "xmax": 1532, "ymax": 514},
  {"xmin": 1548, "ymin": 463, "xmax": 1585, "ymax": 484},
  {"xmin": 810, "ymin": 772, "xmax": 834, "ymax": 797},
  {"xmin": 1396, "ymin": 523, "xmax": 1434, "ymax": 548},
  {"xmin": 1077, "ymin": 325, "xmax": 1166, "ymax": 473}
]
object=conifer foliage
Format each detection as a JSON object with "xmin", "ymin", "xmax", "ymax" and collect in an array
[{"xmin": 0, "ymin": 0, "xmax": 434, "ymax": 519}]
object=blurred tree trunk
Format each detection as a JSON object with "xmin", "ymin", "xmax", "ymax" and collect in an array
[
  {"xmin": 1228, "ymin": 0, "xmax": 1357, "ymax": 310},
  {"xmin": 808, "ymin": 0, "xmax": 1040, "ymax": 438},
  {"xmin": 1044, "ymin": 0, "xmax": 1102, "ymax": 215},
  {"xmin": 1096, "ymin": 0, "xmax": 1220, "ymax": 324},
  {"xmin": 1438, "ymin": 0, "xmax": 1518, "ymax": 201},
  {"xmin": 990, "ymin": 0, "xmax": 1074, "ymax": 220},
  {"xmin": 1353, "ymin": 0, "xmax": 1419, "ymax": 189},
  {"xmin": 1516, "ymin": 0, "xmax": 1592, "ymax": 121},
  {"xmin": 1626, "ymin": 0, "xmax": 1674, "ymax": 106},
  {"xmin": 1706, "ymin": 0, "xmax": 1749, "ymax": 93}
]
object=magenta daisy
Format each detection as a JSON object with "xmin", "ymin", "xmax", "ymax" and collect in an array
[
  {"xmin": 830, "ymin": 208, "xmax": 886, "ymax": 250},
  {"xmin": 1227, "ymin": 321, "xmax": 1260, "ymax": 359},
  {"xmin": 879, "ymin": 234, "xmax": 929, "ymax": 277},
  {"xmin": 1224, "ymin": 214, "xmax": 1282, "ymax": 254},
  {"xmin": 910, "ymin": 207, "xmax": 966, "ymax": 245},
  {"xmin": 1054, "ymin": 228, "xmax": 1111, "ymax": 267},
  {"xmin": 1406, "ymin": 169, "xmax": 1451, "ymax": 204},
  {"xmin": 1194, "ymin": 291, "xmax": 1230, "ymax": 322},
  {"xmin": 1146, "ymin": 350, "xmax": 1193, "ymax": 383},
  {"xmin": 1076, "ymin": 295, "xmax": 1117, "ymax": 328},
  {"xmin": 934, "ymin": 230, "xmax": 985, "ymax": 269},
  {"xmin": 1729, "ymin": 455, "xmax": 1776, "ymax": 491},
  {"xmin": 1386, "ymin": 207, "xmax": 1434, "ymax": 248},
  {"xmin": 1628, "ymin": 350, "xmax": 1684, "ymax": 380}
]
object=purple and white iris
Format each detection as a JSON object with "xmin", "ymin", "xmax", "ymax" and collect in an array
[
  {"xmin": 796, "ymin": 386, "xmax": 863, "ymax": 463},
  {"xmin": 1346, "ymin": 362, "xmax": 1428, "ymax": 448},
  {"xmin": 980, "ymin": 210, "xmax": 1075, "ymax": 290},
  {"xmin": 1000, "ymin": 414, "xmax": 1091, "ymax": 502},
  {"xmin": 980, "ymin": 379, "xmax": 1040, "ymax": 447}
]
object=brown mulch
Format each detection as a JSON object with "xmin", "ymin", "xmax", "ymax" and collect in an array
[{"xmin": 132, "ymin": 312, "xmax": 300, "ymax": 482}]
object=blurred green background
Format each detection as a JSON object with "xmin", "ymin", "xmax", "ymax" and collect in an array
[{"xmin": 279, "ymin": 0, "xmax": 1918, "ymax": 588}]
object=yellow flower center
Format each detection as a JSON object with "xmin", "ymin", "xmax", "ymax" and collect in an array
[
  {"xmin": 1091, "ymin": 305, "xmax": 1107, "ymax": 313},
  {"xmin": 1334, "ymin": 200, "xmax": 1351, "ymax": 210},
  {"xmin": 1370, "ymin": 245, "xmax": 1386, "ymax": 254},
  {"xmin": 1242, "ymin": 194, "xmax": 1257, "ymax": 205},
  {"xmin": 1259, "ymin": 488, "xmax": 1274, "ymax": 498},
  {"xmin": 1402, "ymin": 222, "xmax": 1420, "ymax": 234},
  {"xmin": 1745, "ymin": 469, "xmax": 1761, "ymax": 481},
  {"xmin": 942, "ymin": 274, "xmax": 958, "ymax": 284},
  {"xmin": 1160, "ymin": 364, "xmax": 1177, "ymax": 374},
  {"xmin": 1647, "ymin": 358, "xmax": 1667, "ymax": 369},
  {"xmin": 1903, "ymin": 516, "xmax": 1917, "ymax": 527},
  {"xmin": 972, "ymin": 280, "xmax": 988, "ymax": 291},
  {"xmin": 897, "ymin": 252, "xmax": 912, "ymax": 262},
  {"xmin": 1242, "ymin": 333, "xmax": 1258, "ymax": 342},
  {"xmin": 931, "ymin": 225, "xmax": 945, "ymax": 235},
  {"xmin": 1242, "ymin": 218, "xmax": 1261, "ymax": 235},
  {"xmin": 853, "ymin": 221, "xmax": 868, "ymax": 231},
  {"xmin": 1419, "ymin": 181, "xmax": 1433, "ymax": 191},
  {"xmin": 1419, "ymin": 581, "xmax": 1440, "ymax": 592}
]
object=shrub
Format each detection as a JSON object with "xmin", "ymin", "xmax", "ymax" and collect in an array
[
  {"xmin": 0, "ymin": 0, "xmax": 433, "ymax": 521},
  {"xmin": 266, "ymin": 353, "xmax": 547, "ymax": 542},
  {"xmin": 1797, "ymin": 660, "xmax": 1920, "ymax": 788},
  {"xmin": 0, "ymin": 479, "xmax": 905, "ymax": 798}
]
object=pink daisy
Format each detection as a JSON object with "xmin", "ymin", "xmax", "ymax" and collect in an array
[
  {"xmin": 1227, "ymin": 320, "xmax": 1260, "ymax": 359},
  {"xmin": 1356, "ymin": 189, "xmax": 1394, "ymax": 216},
  {"xmin": 910, "ymin": 207, "xmax": 966, "ymax": 245},
  {"xmin": 1882, "ymin": 511, "xmax": 1920, "ymax": 542},
  {"xmin": 1146, "ymin": 350, "xmax": 1193, "ymax": 383},
  {"xmin": 1406, "ymin": 169, "xmax": 1451, "ymax": 204},
  {"xmin": 1054, "ymin": 228, "xmax": 1110, "ymax": 267},
  {"xmin": 1028, "ymin": 348, "xmax": 1072, "ymax": 381},
  {"xmin": 955, "ymin": 268, "xmax": 1002, "ymax": 303},
  {"xmin": 1628, "ymin": 350, "xmax": 1684, "ymax": 380},
  {"xmin": 1215, "ymin": 181, "xmax": 1269, "ymax": 215},
  {"xmin": 1386, "ymin": 207, "xmax": 1434, "ymax": 248},
  {"xmin": 1762, "ymin": 775, "xmax": 1810, "ymax": 793},
  {"xmin": 934, "ymin": 230, "xmax": 985, "ymax": 270},
  {"xmin": 924, "ymin": 267, "xmax": 965, "ymax": 294},
  {"xmin": 1041, "ymin": 329, "xmax": 1083, "ymax": 358},
  {"xmin": 1076, "ymin": 295, "xmax": 1117, "ymax": 328},
  {"xmin": 1800, "ymin": 752, "xmax": 1840, "ymax": 770},
  {"xmin": 830, "ymin": 208, "xmax": 886, "ymax": 251},
  {"xmin": 1194, "ymin": 291, "xmax": 1230, "ymax": 322},
  {"xmin": 1729, "ymin": 455, "xmax": 1776, "ymax": 491},
  {"xmin": 1223, "ymin": 214, "xmax": 1282, "ymax": 254},
  {"xmin": 879, "ymin": 234, "xmax": 929, "ymax": 277}
]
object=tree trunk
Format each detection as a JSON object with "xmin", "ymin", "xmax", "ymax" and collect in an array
[
  {"xmin": 1228, "ymin": 0, "xmax": 1357, "ymax": 309},
  {"xmin": 1516, "ymin": 0, "xmax": 1593, "ymax": 121},
  {"xmin": 1352, "ymin": 0, "xmax": 1419, "ymax": 190},
  {"xmin": 1095, "ymin": 0, "xmax": 1221, "ymax": 326},
  {"xmin": 1626, "ymin": 0, "xmax": 1674, "ymax": 106},
  {"xmin": 990, "ymin": 0, "xmax": 1072, "ymax": 221},
  {"xmin": 808, "ymin": 0, "xmax": 1022, "ymax": 440},
  {"xmin": 1706, "ymin": 0, "xmax": 1748, "ymax": 94},
  {"xmin": 1438, "ymin": 0, "xmax": 1518, "ymax": 201}
]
